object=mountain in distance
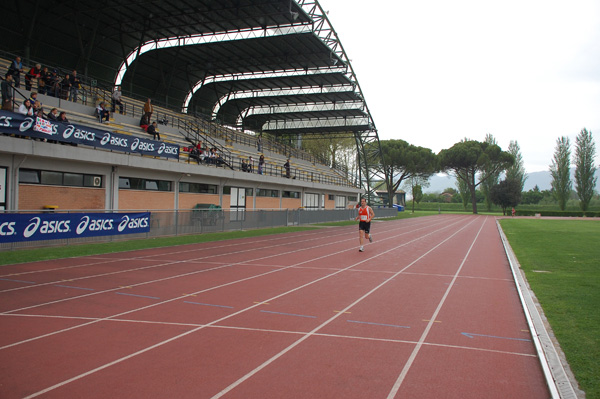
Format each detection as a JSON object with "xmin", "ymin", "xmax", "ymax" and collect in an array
[{"xmin": 422, "ymin": 170, "xmax": 600, "ymax": 193}]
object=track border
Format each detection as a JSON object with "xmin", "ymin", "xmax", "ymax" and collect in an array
[{"xmin": 496, "ymin": 220, "xmax": 579, "ymax": 399}]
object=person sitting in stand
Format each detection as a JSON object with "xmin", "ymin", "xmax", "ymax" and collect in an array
[
  {"xmin": 96, "ymin": 102, "xmax": 110, "ymax": 123},
  {"xmin": 25, "ymin": 63, "xmax": 42, "ymax": 91},
  {"xmin": 37, "ymin": 67, "xmax": 49, "ymax": 95},
  {"xmin": 29, "ymin": 92, "xmax": 38, "ymax": 105},
  {"xmin": 112, "ymin": 86, "xmax": 124, "ymax": 114},
  {"xmin": 33, "ymin": 100, "xmax": 43, "ymax": 116},
  {"xmin": 47, "ymin": 108, "xmax": 59, "ymax": 121},
  {"xmin": 57, "ymin": 111, "xmax": 69, "ymax": 123},
  {"xmin": 146, "ymin": 121, "xmax": 160, "ymax": 140},
  {"xmin": 18, "ymin": 99, "xmax": 34, "ymax": 116},
  {"xmin": 189, "ymin": 143, "xmax": 204, "ymax": 164}
]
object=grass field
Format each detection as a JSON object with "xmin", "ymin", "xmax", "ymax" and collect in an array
[{"xmin": 500, "ymin": 218, "xmax": 600, "ymax": 399}]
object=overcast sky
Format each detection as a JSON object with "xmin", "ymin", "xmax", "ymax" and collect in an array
[{"xmin": 318, "ymin": 0, "xmax": 600, "ymax": 173}]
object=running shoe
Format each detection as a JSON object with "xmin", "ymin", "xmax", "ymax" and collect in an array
[
  {"xmin": 359, "ymin": 246, "xmax": 364, "ymax": 252},
  {"xmin": 369, "ymin": 235, "xmax": 373, "ymax": 243}
]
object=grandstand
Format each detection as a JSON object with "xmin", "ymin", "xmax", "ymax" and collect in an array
[{"xmin": 0, "ymin": 0, "xmax": 384, "ymax": 214}]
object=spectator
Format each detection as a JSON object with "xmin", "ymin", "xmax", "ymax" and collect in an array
[
  {"xmin": 7, "ymin": 56, "xmax": 23, "ymax": 88},
  {"xmin": 143, "ymin": 98, "xmax": 153, "ymax": 123},
  {"xmin": 1, "ymin": 74, "xmax": 14, "ymax": 110},
  {"xmin": 96, "ymin": 102, "xmax": 110, "ymax": 123},
  {"xmin": 33, "ymin": 100, "xmax": 43, "ymax": 116},
  {"xmin": 38, "ymin": 67, "xmax": 49, "ymax": 95},
  {"xmin": 147, "ymin": 121, "xmax": 160, "ymax": 140},
  {"xmin": 111, "ymin": 86, "xmax": 123, "ymax": 114},
  {"xmin": 57, "ymin": 111, "xmax": 69, "ymax": 123},
  {"xmin": 45, "ymin": 69, "xmax": 60, "ymax": 97},
  {"xmin": 69, "ymin": 70, "xmax": 80, "ymax": 102},
  {"xmin": 257, "ymin": 132, "xmax": 262, "ymax": 152},
  {"xmin": 247, "ymin": 156, "xmax": 254, "ymax": 173},
  {"xmin": 25, "ymin": 63, "xmax": 42, "ymax": 91},
  {"xmin": 47, "ymin": 108, "xmax": 59, "ymax": 121},
  {"xmin": 189, "ymin": 143, "xmax": 203, "ymax": 164},
  {"xmin": 258, "ymin": 154, "xmax": 265, "ymax": 175},
  {"xmin": 284, "ymin": 158, "xmax": 291, "ymax": 178},
  {"xmin": 60, "ymin": 74, "xmax": 71, "ymax": 100},
  {"xmin": 18, "ymin": 99, "xmax": 34, "ymax": 116},
  {"xmin": 29, "ymin": 92, "xmax": 38, "ymax": 105},
  {"xmin": 241, "ymin": 158, "xmax": 248, "ymax": 172},
  {"xmin": 35, "ymin": 108, "xmax": 45, "ymax": 119}
]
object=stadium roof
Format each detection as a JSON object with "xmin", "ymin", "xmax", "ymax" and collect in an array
[{"xmin": 1, "ymin": 0, "xmax": 378, "ymax": 138}]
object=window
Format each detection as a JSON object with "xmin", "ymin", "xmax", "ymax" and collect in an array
[
  {"xmin": 257, "ymin": 189, "xmax": 279, "ymax": 197},
  {"xmin": 180, "ymin": 182, "xmax": 217, "ymax": 194},
  {"xmin": 20, "ymin": 169, "xmax": 102, "ymax": 188},
  {"xmin": 348, "ymin": 195, "xmax": 357, "ymax": 202},
  {"xmin": 282, "ymin": 191, "xmax": 300, "ymax": 199},
  {"xmin": 328, "ymin": 194, "xmax": 334, "ymax": 200},
  {"xmin": 119, "ymin": 177, "xmax": 171, "ymax": 191},
  {"xmin": 40, "ymin": 171, "xmax": 62, "ymax": 185}
]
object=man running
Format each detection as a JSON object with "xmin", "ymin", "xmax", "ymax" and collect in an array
[{"xmin": 355, "ymin": 198, "xmax": 375, "ymax": 252}]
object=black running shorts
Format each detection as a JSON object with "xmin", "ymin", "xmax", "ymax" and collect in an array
[{"xmin": 358, "ymin": 221, "xmax": 370, "ymax": 234}]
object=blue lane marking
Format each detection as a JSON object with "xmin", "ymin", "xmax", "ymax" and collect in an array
[
  {"xmin": 0, "ymin": 278, "xmax": 36, "ymax": 284},
  {"xmin": 461, "ymin": 332, "xmax": 531, "ymax": 342},
  {"xmin": 347, "ymin": 320, "xmax": 410, "ymax": 329},
  {"xmin": 260, "ymin": 310, "xmax": 316, "ymax": 318},
  {"xmin": 184, "ymin": 301, "xmax": 233, "ymax": 309},
  {"xmin": 54, "ymin": 285, "xmax": 95, "ymax": 291},
  {"xmin": 115, "ymin": 292, "xmax": 160, "ymax": 300}
]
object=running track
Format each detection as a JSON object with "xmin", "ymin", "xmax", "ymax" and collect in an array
[{"xmin": 0, "ymin": 215, "xmax": 551, "ymax": 398}]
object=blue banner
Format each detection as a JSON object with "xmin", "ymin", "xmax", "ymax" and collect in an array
[
  {"xmin": 0, "ymin": 212, "xmax": 151, "ymax": 243},
  {"xmin": 0, "ymin": 110, "xmax": 179, "ymax": 160}
]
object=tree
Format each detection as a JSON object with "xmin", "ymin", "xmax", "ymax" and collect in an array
[
  {"xmin": 506, "ymin": 140, "xmax": 527, "ymax": 192},
  {"xmin": 438, "ymin": 140, "xmax": 514, "ymax": 214},
  {"xmin": 574, "ymin": 128, "xmax": 597, "ymax": 211},
  {"xmin": 490, "ymin": 179, "xmax": 522, "ymax": 215},
  {"xmin": 403, "ymin": 176, "xmax": 429, "ymax": 212},
  {"xmin": 456, "ymin": 177, "xmax": 470, "ymax": 210},
  {"xmin": 521, "ymin": 185, "xmax": 544, "ymax": 205},
  {"xmin": 549, "ymin": 136, "xmax": 572, "ymax": 211},
  {"xmin": 380, "ymin": 139, "xmax": 437, "ymax": 207},
  {"xmin": 480, "ymin": 134, "xmax": 502, "ymax": 211}
]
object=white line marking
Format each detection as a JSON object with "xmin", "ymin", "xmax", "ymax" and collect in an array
[
  {"xmin": 386, "ymin": 216, "xmax": 488, "ymax": 399},
  {"xmin": 21, "ymin": 217, "xmax": 469, "ymax": 397}
]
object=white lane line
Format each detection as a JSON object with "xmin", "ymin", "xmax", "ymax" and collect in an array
[
  {"xmin": 2, "ymin": 217, "xmax": 448, "ymax": 350},
  {"xmin": 210, "ymin": 217, "xmax": 479, "ymax": 399},
  {"xmin": 22, "ymin": 217, "xmax": 470, "ymax": 398},
  {"xmin": 386, "ymin": 216, "xmax": 488, "ymax": 399}
]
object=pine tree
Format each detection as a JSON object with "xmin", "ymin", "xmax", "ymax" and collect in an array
[
  {"xmin": 505, "ymin": 140, "xmax": 527, "ymax": 192},
  {"xmin": 574, "ymin": 128, "xmax": 597, "ymax": 211},
  {"xmin": 549, "ymin": 136, "xmax": 572, "ymax": 211}
]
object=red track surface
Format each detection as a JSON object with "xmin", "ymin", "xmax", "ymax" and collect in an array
[{"xmin": 0, "ymin": 215, "xmax": 550, "ymax": 398}]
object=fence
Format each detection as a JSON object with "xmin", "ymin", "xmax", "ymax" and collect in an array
[{"xmin": 0, "ymin": 207, "xmax": 398, "ymax": 251}]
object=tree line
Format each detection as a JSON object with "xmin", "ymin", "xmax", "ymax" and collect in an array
[{"xmin": 377, "ymin": 128, "xmax": 597, "ymax": 214}]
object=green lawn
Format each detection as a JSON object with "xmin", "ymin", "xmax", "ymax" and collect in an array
[{"xmin": 499, "ymin": 219, "xmax": 600, "ymax": 398}]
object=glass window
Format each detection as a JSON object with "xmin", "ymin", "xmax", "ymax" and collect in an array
[
  {"xmin": 19, "ymin": 169, "xmax": 40, "ymax": 184},
  {"xmin": 328, "ymin": 194, "xmax": 335, "ymax": 200},
  {"xmin": 40, "ymin": 171, "xmax": 62, "ymax": 185},
  {"xmin": 145, "ymin": 180, "xmax": 159, "ymax": 190},
  {"xmin": 64, "ymin": 173, "xmax": 84, "ymax": 186},
  {"xmin": 119, "ymin": 177, "xmax": 130, "ymax": 189},
  {"xmin": 223, "ymin": 186, "xmax": 231, "ymax": 195}
]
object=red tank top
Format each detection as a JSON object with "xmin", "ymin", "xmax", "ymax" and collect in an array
[{"xmin": 358, "ymin": 206, "xmax": 369, "ymax": 221}]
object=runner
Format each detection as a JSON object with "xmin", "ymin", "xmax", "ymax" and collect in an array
[{"xmin": 355, "ymin": 198, "xmax": 374, "ymax": 252}]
